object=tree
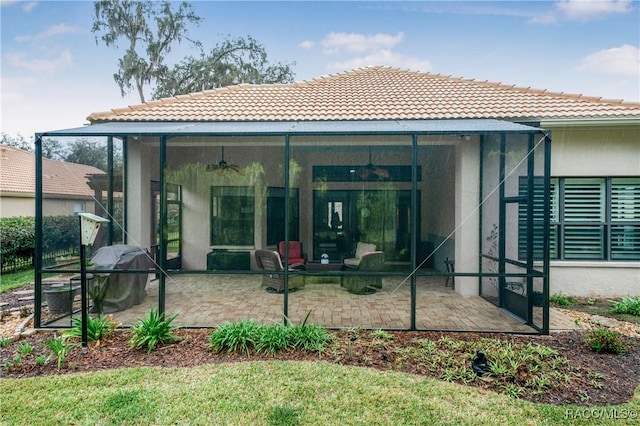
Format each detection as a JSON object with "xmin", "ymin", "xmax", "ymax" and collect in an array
[
  {"xmin": 1, "ymin": 133, "xmax": 32, "ymax": 151},
  {"xmin": 64, "ymin": 139, "xmax": 108, "ymax": 171},
  {"xmin": 41, "ymin": 139, "xmax": 65, "ymax": 160},
  {"xmin": 92, "ymin": 1, "xmax": 295, "ymax": 102},
  {"xmin": 63, "ymin": 139, "xmax": 124, "ymax": 174},
  {"xmin": 92, "ymin": 0, "xmax": 202, "ymax": 103},
  {"xmin": 152, "ymin": 36, "xmax": 295, "ymax": 99}
]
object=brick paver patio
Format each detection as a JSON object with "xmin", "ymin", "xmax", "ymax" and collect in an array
[{"xmin": 104, "ymin": 273, "xmax": 573, "ymax": 333}]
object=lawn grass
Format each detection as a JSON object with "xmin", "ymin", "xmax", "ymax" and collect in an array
[
  {"xmin": 1, "ymin": 362, "xmax": 638, "ymax": 425},
  {"xmin": 0, "ymin": 269, "xmax": 33, "ymax": 294}
]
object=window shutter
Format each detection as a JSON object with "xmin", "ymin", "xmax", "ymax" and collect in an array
[
  {"xmin": 563, "ymin": 179, "xmax": 604, "ymax": 259},
  {"xmin": 611, "ymin": 178, "xmax": 640, "ymax": 260}
]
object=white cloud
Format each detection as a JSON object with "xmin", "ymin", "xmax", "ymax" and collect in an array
[
  {"xmin": 327, "ymin": 50, "xmax": 432, "ymax": 73},
  {"xmin": 6, "ymin": 49, "xmax": 73, "ymax": 73},
  {"xmin": 577, "ymin": 44, "xmax": 640, "ymax": 76},
  {"xmin": 299, "ymin": 40, "xmax": 314, "ymax": 49},
  {"xmin": 14, "ymin": 23, "xmax": 81, "ymax": 42},
  {"xmin": 321, "ymin": 32, "xmax": 404, "ymax": 55},
  {"xmin": 0, "ymin": 1, "xmax": 36, "ymax": 12},
  {"xmin": 556, "ymin": 0, "xmax": 632, "ymax": 21},
  {"xmin": 530, "ymin": 0, "xmax": 633, "ymax": 24},
  {"xmin": 21, "ymin": 1, "xmax": 37, "ymax": 12}
]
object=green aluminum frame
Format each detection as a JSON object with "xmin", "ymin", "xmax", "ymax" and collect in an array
[{"xmin": 34, "ymin": 119, "xmax": 551, "ymax": 333}]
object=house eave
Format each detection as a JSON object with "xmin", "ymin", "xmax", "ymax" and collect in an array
[{"xmin": 540, "ymin": 117, "xmax": 640, "ymax": 127}]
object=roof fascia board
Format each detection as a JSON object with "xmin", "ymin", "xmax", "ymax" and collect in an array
[
  {"xmin": 38, "ymin": 119, "xmax": 545, "ymax": 138},
  {"xmin": 541, "ymin": 118, "xmax": 640, "ymax": 127}
]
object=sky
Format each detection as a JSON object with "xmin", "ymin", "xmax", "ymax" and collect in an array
[{"xmin": 1, "ymin": 0, "xmax": 639, "ymax": 139}]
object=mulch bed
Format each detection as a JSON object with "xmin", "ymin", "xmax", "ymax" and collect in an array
[{"xmin": 1, "ymin": 327, "xmax": 639, "ymax": 407}]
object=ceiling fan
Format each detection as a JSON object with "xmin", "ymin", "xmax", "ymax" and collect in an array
[
  {"xmin": 206, "ymin": 146, "xmax": 243, "ymax": 174},
  {"xmin": 358, "ymin": 146, "xmax": 389, "ymax": 180}
]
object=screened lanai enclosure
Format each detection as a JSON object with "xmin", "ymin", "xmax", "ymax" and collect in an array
[{"xmin": 34, "ymin": 120, "xmax": 551, "ymax": 333}]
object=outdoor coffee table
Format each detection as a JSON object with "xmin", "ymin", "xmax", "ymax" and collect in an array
[{"xmin": 305, "ymin": 262, "xmax": 343, "ymax": 284}]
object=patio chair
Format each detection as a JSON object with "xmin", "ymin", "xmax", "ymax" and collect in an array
[
  {"xmin": 341, "ymin": 251, "xmax": 384, "ymax": 294},
  {"xmin": 445, "ymin": 257, "xmax": 455, "ymax": 289},
  {"xmin": 278, "ymin": 241, "xmax": 307, "ymax": 266},
  {"xmin": 254, "ymin": 249, "xmax": 305, "ymax": 293},
  {"xmin": 343, "ymin": 242, "xmax": 377, "ymax": 268}
]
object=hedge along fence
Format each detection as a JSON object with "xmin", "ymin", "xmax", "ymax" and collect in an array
[{"xmin": 0, "ymin": 215, "xmax": 79, "ymax": 274}]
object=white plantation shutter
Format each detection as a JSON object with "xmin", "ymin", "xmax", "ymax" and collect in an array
[
  {"xmin": 563, "ymin": 179, "xmax": 605, "ymax": 259},
  {"xmin": 611, "ymin": 178, "xmax": 640, "ymax": 260}
]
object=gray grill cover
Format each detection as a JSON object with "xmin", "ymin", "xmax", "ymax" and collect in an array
[{"xmin": 90, "ymin": 245, "xmax": 154, "ymax": 313}]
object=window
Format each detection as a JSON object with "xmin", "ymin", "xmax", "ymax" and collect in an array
[
  {"xmin": 73, "ymin": 201, "xmax": 85, "ymax": 213},
  {"xmin": 211, "ymin": 186, "xmax": 254, "ymax": 246},
  {"xmin": 520, "ymin": 177, "xmax": 640, "ymax": 261}
]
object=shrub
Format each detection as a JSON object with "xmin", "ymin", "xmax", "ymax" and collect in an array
[
  {"xmin": 287, "ymin": 323, "xmax": 333, "ymax": 352},
  {"xmin": 549, "ymin": 294, "xmax": 576, "ymax": 307},
  {"xmin": 18, "ymin": 342, "xmax": 33, "ymax": 356},
  {"xmin": 130, "ymin": 309, "xmax": 181, "ymax": 353},
  {"xmin": 209, "ymin": 320, "xmax": 261, "ymax": 355},
  {"xmin": 45, "ymin": 335, "xmax": 76, "ymax": 369},
  {"xmin": 585, "ymin": 328, "xmax": 627, "ymax": 354},
  {"xmin": 253, "ymin": 324, "xmax": 291, "ymax": 355},
  {"xmin": 611, "ymin": 296, "xmax": 640, "ymax": 316},
  {"xmin": 208, "ymin": 319, "xmax": 333, "ymax": 355},
  {"xmin": 64, "ymin": 315, "xmax": 118, "ymax": 342}
]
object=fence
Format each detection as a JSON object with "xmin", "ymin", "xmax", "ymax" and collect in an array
[{"xmin": 0, "ymin": 248, "xmax": 78, "ymax": 275}]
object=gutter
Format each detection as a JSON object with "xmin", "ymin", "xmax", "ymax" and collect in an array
[{"xmin": 540, "ymin": 117, "xmax": 640, "ymax": 127}]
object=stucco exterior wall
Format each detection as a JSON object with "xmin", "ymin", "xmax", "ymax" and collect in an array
[
  {"xmin": 550, "ymin": 262, "xmax": 640, "ymax": 297},
  {"xmin": 544, "ymin": 124, "xmax": 640, "ymax": 297},
  {"xmin": 0, "ymin": 195, "xmax": 34, "ymax": 217},
  {"xmin": 454, "ymin": 137, "xmax": 480, "ymax": 296}
]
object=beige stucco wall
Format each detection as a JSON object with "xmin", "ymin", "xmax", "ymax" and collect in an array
[
  {"xmin": 454, "ymin": 137, "xmax": 481, "ymax": 296},
  {"xmin": 0, "ymin": 195, "xmax": 34, "ymax": 217},
  {"xmin": 544, "ymin": 123, "xmax": 640, "ymax": 297},
  {"xmin": 1, "ymin": 194, "xmax": 97, "ymax": 217}
]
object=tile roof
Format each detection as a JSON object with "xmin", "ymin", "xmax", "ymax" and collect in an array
[
  {"xmin": 0, "ymin": 145, "xmax": 104, "ymax": 197},
  {"xmin": 87, "ymin": 66, "xmax": 640, "ymax": 123}
]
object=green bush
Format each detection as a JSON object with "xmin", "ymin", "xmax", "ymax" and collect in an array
[
  {"xmin": 45, "ymin": 335, "xmax": 77, "ymax": 369},
  {"xmin": 209, "ymin": 320, "xmax": 261, "ymax": 355},
  {"xmin": 611, "ymin": 296, "xmax": 640, "ymax": 316},
  {"xmin": 208, "ymin": 319, "xmax": 333, "ymax": 355},
  {"xmin": 130, "ymin": 309, "xmax": 181, "ymax": 353},
  {"xmin": 64, "ymin": 315, "xmax": 118, "ymax": 342},
  {"xmin": 549, "ymin": 294, "xmax": 576, "ymax": 307},
  {"xmin": 1, "ymin": 215, "xmax": 79, "ymax": 272},
  {"xmin": 585, "ymin": 328, "xmax": 627, "ymax": 354},
  {"xmin": 0, "ymin": 216, "xmax": 35, "ymax": 269}
]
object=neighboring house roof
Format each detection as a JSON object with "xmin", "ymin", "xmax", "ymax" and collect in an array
[
  {"xmin": 0, "ymin": 145, "xmax": 105, "ymax": 197},
  {"xmin": 88, "ymin": 66, "xmax": 640, "ymax": 123}
]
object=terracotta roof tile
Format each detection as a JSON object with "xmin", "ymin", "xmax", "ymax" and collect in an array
[
  {"xmin": 87, "ymin": 66, "xmax": 640, "ymax": 123},
  {"xmin": 0, "ymin": 145, "xmax": 104, "ymax": 197}
]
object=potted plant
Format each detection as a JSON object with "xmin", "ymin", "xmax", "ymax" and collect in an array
[{"xmin": 43, "ymin": 284, "xmax": 79, "ymax": 313}]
